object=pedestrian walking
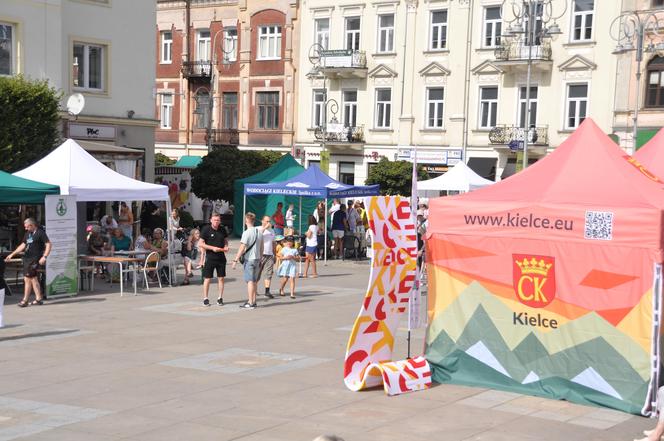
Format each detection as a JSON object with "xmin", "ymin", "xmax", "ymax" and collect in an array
[
  {"xmin": 198, "ymin": 213, "xmax": 228, "ymax": 306},
  {"xmin": 232, "ymin": 212, "xmax": 263, "ymax": 309},
  {"xmin": 5, "ymin": 218, "xmax": 51, "ymax": 307},
  {"xmin": 272, "ymin": 202, "xmax": 285, "ymax": 236},
  {"xmin": 331, "ymin": 204, "xmax": 348, "ymax": 259},
  {"xmin": 258, "ymin": 216, "xmax": 276, "ymax": 299},
  {"xmin": 304, "ymin": 215, "xmax": 318, "ymax": 278},
  {"xmin": 277, "ymin": 237, "xmax": 299, "ymax": 299}
]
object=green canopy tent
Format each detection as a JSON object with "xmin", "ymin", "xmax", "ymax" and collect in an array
[
  {"xmin": 233, "ymin": 154, "xmax": 317, "ymax": 236},
  {"xmin": 0, "ymin": 170, "xmax": 59, "ymax": 205}
]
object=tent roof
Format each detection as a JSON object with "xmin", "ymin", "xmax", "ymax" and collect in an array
[
  {"xmin": 0, "ymin": 170, "xmax": 59, "ymax": 205},
  {"xmin": 236, "ymin": 153, "xmax": 303, "ymax": 185},
  {"xmin": 634, "ymin": 128, "xmax": 664, "ymax": 179},
  {"xmin": 14, "ymin": 139, "xmax": 168, "ymax": 202},
  {"xmin": 244, "ymin": 164, "xmax": 380, "ymax": 198},
  {"xmin": 418, "ymin": 161, "xmax": 494, "ymax": 193},
  {"xmin": 453, "ymin": 119, "xmax": 664, "ymax": 209},
  {"xmin": 174, "ymin": 155, "xmax": 203, "ymax": 168}
]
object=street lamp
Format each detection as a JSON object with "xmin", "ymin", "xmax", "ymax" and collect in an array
[
  {"xmin": 609, "ymin": 12, "xmax": 660, "ymax": 152},
  {"xmin": 206, "ymin": 29, "xmax": 237, "ymax": 152},
  {"xmin": 308, "ymin": 43, "xmax": 336, "ymax": 173},
  {"xmin": 501, "ymin": 0, "xmax": 566, "ymax": 171}
]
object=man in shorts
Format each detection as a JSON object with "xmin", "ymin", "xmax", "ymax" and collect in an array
[
  {"xmin": 198, "ymin": 213, "xmax": 228, "ymax": 306},
  {"xmin": 258, "ymin": 216, "xmax": 276, "ymax": 299},
  {"xmin": 5, "ymin": 218, "xmax": 51, "ymax": 307},
  {"xmin": 232, "ymin": 212, "xmax": 263, "ymax": 309},
  {"xmin": 331, "ymin": 204, "xmax": 348, "ymax": 259}
]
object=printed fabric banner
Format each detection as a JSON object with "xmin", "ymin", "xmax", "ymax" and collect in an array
[
  {"xmin": 45, "ymin": 195, "xmax": 78, "ymax": 297},
  {"xmin": 425, "ymin": 234, "xmax": 661, "ymax": 415},
  {"xmin": 343, "ymin": 196, "xmax": 432, "ymax": 395}
]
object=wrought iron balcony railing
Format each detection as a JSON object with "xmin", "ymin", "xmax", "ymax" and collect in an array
[
  {"xmin": 489, "ymin": 125, "xmax": 549, "ymax": 146},
  {"xmin": 494, "ymin": 40, "xmax": 552, "ymax": 62},
  {"xmin": 207, "ymin": 128, "xmax": 239, "ymax": 146},
  {"xmin": 314, "ymin": 125, "xmax": 365, "ymax": 143},
  {"xmin": 182, "ymin": 60, "xmax": 212, "ymax": 78}
]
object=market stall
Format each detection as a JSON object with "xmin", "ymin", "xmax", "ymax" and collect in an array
[{"xmin": 417, "ymin": 160, "xmax": 494, "ymax": 197}]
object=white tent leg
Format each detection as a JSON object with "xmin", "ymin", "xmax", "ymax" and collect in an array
[
  {"xmin": 324, "ymin": 197, "xmax": 328, "ymax": 266},
  {"xmin": 165, "ymin": 198, "xmax": 174, "ymax": 286},
  {"xmin": 298, "ymin": 196, "xmax": 302, "ymax": 277}
]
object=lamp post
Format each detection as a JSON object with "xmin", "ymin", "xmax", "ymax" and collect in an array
[
  {"xmin": 206, "ymin": 29, "xmax": 237, "ymax": 152},
  {"xmin": 501, "ymin": 0, "xmax": 565, "ymax": 170},
  {"xmin": 610, "ymin": 12, "xmax": 661, "ymax": 153}
]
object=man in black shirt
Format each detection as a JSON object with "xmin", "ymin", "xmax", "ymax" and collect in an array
[
  {"xmin": 198, "ymin": 212, "xmax": 228, "ymax": 306},
  {"xmin": 5, "ymin": 218, "xmax": 51, "ymax": 307}
]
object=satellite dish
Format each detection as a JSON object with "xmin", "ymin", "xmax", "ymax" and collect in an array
[{"xmin": 66, "ymin": 93, "xmax": 85, "ymax": 116}]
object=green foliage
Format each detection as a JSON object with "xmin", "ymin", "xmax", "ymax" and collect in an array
[
  {"xmin": 178, "ymin": 209, "xmax": 194, "ymax": 228},
  {"xmin": 191, "ymin": 147, "xmax": 283, "ymax": 203},
  {"xmin": 155, "ymin": 152, "xmax": 176, "ymax": 166},
  {"xmin": 365, "ymin": 158, "xmax": 429, "ymax": 196},
  {"xmin": 0, "ymin": 76, "xmax": 61, "ymax": 172}
]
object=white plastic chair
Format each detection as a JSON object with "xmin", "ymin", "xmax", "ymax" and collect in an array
[{"xmin": 141, "ymin": 252, "xmax": 161, "ymax": 289}]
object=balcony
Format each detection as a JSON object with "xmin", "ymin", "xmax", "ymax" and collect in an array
[
  {"xmin": 494, "ymin": 40, "xmax": 552, "ymax": 71},
  {"xmin": 182, "ymin": 60, "xmax": 212, "ymax": 78},
  {"xmin": 489, "ymin": 125, "xmax": 549, "ymax": 147},
  {"xmin": 318, "ymin": 50, "xmax": 367, "ymax": 79},
  {"xmin": 314, "ymin": 124, "xmax": 365, "ymax": 145},
  {"xmin": 207, "ymin": 128, "xmax": 239, "ymax": 146}
]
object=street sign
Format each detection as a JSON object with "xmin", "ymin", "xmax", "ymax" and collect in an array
[{"xmin": 509, "ymin": 140, "xmax": 524, "ymax": 152}]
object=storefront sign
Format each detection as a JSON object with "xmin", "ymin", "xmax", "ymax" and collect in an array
[
  {"xmin": 69, "ymin": 123, "xmax": 116, "ymax": 140},
  {"xmin": 397, "ymin": 148, "xmax": 462, "ymax": 165},
  {"xmin": 45, "ymin": 195, "xmax": 78, "ymax": 297}
]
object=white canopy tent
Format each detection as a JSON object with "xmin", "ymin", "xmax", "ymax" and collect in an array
[
  {"xmin": 417, "ymin": 160, "xmax": 494, "ymax": 197},
  {"xmin": 14, "ymin": 139, "xmax": 174, "ymax": 284}
]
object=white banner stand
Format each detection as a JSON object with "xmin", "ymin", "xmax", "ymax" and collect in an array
[{"xmin": 0, "ymin": 288, "xmax": 5, "ymax": 328}]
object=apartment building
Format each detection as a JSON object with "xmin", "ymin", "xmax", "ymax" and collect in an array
[
  {"xmin": 155, "ymin": 0, "xmax": 298, "ymax": 159},
  {"xmin": 613, "ymin": 0, "xmax": 664, "ymax": 151},
  {"xmin": 294, "ymin": 0, "xmax": 620, "ymax": 185},
  {"xmin": 0, "ymin": 0, "xmax": 157, "ymax": 181}
]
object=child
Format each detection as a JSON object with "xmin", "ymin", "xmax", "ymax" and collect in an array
[
  {"xmin": 277, "ymin": 237, "xmax": 299, "ymax": 299},
  {"xmin": 274, "ymin": 235, "xmax": 285, "ymax": 272},
  {"xmin": 285, "ymin": 203, "xmax": 295, "ymax": 236}
]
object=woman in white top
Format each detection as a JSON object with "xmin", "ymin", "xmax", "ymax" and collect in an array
[
  {"xmin": 285, "ymin": 203, "xmax": 295, "ymax": 235},
  {"xmin": 168, "ymin": 208, "xmax": 182, "ymax": 236},
  {"xmin": 303, "ymin": 215, "xmax": 318, "ymax": 278}
]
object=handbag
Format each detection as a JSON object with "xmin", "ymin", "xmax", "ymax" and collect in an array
[{"xmin": 239, "ymin": 230, "xmax": 257, "ymax": 265}]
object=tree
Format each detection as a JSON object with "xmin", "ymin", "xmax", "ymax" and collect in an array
[
  {"xmin": 155, "ymin": 152, "xmax": 176, "ymax": 166},
  {"xmin": 365, "ymin": 158, "xmax": 429, "ymax": 196},
  {"xmin": 190, "ymin": 147, "xmax": 282, "ymax": 203},
  {"xmin": 0, "ymin": 76, "xmax": 61, "ymax": 172}
]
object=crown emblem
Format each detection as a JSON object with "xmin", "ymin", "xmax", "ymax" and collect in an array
[{"xmin": 516, "ymin": 257, "xmax": 552, "ymax": 277}]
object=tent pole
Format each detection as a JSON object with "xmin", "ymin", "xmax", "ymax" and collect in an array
[
  {"xmin": 243, "ymin": 193, "xmax": 246, "ymax": 231},
  {"xmin": 298, "ymin": 196, "xmax": 302, "ymax": 277},
  {"xmin": 324, "ymin": 197, "xmax": 328, "ymax": 266},
  {"xmin": 165, "ymin": 197, "xmax": 174, "ymax": 287}
]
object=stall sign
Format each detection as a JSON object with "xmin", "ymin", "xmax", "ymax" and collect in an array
[{"xmin": 45, "ymin": 195, "xmax": 78, "ymax": 297}]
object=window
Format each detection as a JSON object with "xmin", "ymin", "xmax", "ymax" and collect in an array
[
  {"xmin": 375, "ymin": 88, "xmax": 392, "ymax": 128},
  {"xmin": 572, "ymin": 0, "xmax": 594, "ymax": 41},
  {"xmin": 222, "ymin": 92, "xmax": 238, "ymax": 129},
  {"xmin": 197, "ymin": 30, "xmax": 211, "ymax": 61},
  {"xmin": 377, "ymin": 14, "xmax": 394, "ymax": 53},
  {"xmin": 483, "ymin": 7, "xmax": 502, "ymax": 48},
  {"xmin": 524, "ymin": 2, "xmax": 543, "ymax": 45},
  {"xmin": 161, "ymin": 31, "xmax": 172, "ymax": 63},
  {"xmin": 312, "ymin": 89, "xmax": 326, "ymax": 127},
  {"xmin": 343, "ymin": 90, "xmax": 358, "ymax": 127},
  {"xmin": 479, "ymin": 86, "xmax": 498, "ymax": 129},
  {"xmin": 257, "ymin": 91, "xmax": 279, "ymax": 129},
  {"xmin": 346, "ymin": 17, "xmax": 361, "ymax": 51},
  {"xmin": 655, "ymin": 0, "xmax": 664, "ymax": 7},
  {"xmin": 339, "ymin": 162, "xmax": 355, "ymax": 185},
  {"xmin": 160, "ymin": 93, "xmax": 173, "ymax": 129},
  {"xmin": 223, "ymin": 27, "xmax": 238, "ymax": 62},
  {"xmin": 646, "ymin": 57, "xmax": 664, "ymax": 107},
  {"xmin": 315, "ymin": 18, "xmax": 330, "ymax": 50},
  {"xmin": 0, "ymin": 22, "xmax": 14, "ymax": 76},
  {"xmin": 258, "ymin": 26, "xmax": 282, "ymax": 60},
  {"xmin": 426, "ymin": 88, "xmax": 445, "ymax": 128},
  {"xmin": 430, "ymin": 10, "xmax": 448, "ymax": 50},
  {"xmin": 565, "ymin": 83, "xmax": 588, "ymax": 129},
  {"xmin": 195, "ymin": 90, "xmax": 210, "ymax": 130},
  {"xmin": 518, "ymin": 86, "xmax": 538, "ymax": 128},
  {"xmin": 73, "ymin": 42, "xmax": 105, "ymax": 91}
]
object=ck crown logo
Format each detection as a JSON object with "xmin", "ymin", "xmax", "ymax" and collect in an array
[
  {"xmin": 512, "ymin": 254, "xmax": 556, "ymax": 308},
  {"xmin": 56, "ymin": 198, "xmax": 67, "ymax": 217}
]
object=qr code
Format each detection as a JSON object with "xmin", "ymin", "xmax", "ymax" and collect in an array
[{"xmin": 584, "ymin": 211, "xmax": 614, "ymax": 241}]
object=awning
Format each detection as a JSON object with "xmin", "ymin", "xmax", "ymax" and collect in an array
[
  {"xmin": 636, "ymin": 129, "xmax": 659, "ymax": 150},
  {"xmin": 76, "ymin": 140, "xmax": 143, "ymax": 155},
  {"xmin": 174, "ymin": 155, "xmax": 203, "ymax": 168},
  {"xmin": 467, "ymin": 158, "xmax": 497, "ymax": 181}
]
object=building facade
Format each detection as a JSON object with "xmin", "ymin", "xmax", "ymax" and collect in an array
[
  {"xmin": 0, "ymin": 0, "xmax": 158, "ymax": 181},
  {"xmin": 294, "ymin": 0, "xmax": 621, "ymax": 185},
  {"xmin": 613, "ymin": 0, "xmax": 664, "ymax": 152},
  {"xmin": 155, "ymin": 0, "xmax": 298, "ymax": 159}
]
